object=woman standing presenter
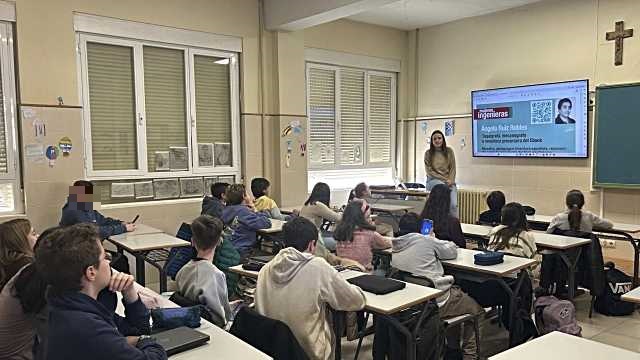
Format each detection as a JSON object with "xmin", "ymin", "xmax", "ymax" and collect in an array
[{"xmin": 424, "ymin": 130, "xmax": 458, "ymax": 217}]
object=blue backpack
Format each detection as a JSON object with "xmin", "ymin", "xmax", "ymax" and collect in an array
[{"xmin": 164, "ymin": 223, "xmax": 197, "ymax": 280}]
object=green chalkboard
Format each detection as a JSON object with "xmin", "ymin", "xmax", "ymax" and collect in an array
[{"xmin": 593, "ymin": 83, "xmax": 640, "ymax": 188}]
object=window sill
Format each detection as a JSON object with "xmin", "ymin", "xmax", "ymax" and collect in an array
[
  {"xmin": 100, "ymin": 197, "xmax": 202, "ymax": 210},
  {"xmin": 0, "ymin": 213, "xmax": 27, "ymax": 219}
]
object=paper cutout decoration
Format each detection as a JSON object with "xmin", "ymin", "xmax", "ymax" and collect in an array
[
  {"xmin": 282, "ymin": 120, "xmax": 303, "ymax": 137},
  {"xmin": 445, "ymin": 120, "xmax": 455, "ymax": 136},
  {"xmin": 460, "ymin": 137, "xmax": 466, "ymax": 149},
  {"xmin": 59, "ymin": 137, "xmax": 72, "ymax": 156},
  {"xmin": 45, "ymin": 145, "xmax": 58, "ymax": 167},
  {"xmin": 354, "ymin": 144, "xmax": 362, "ymax": 162},
  {"xmin": 420, "ymin": 122, "xmax": 428, "ymax": 134},
  {"xmin": 25, "ymin": 144, "xmax": 44, "ymax": 163},
  {"xmin": 286, "ymin": 140, "xmax": 292, "ymax": 168},
  {"xmin": 33, "ymin": 118, "xmax": 46, "ymax": 140},
  {"xmin": 299, "ymin": 142, "xmax": 307, "ymax": 157},
  {"xmin": 310, "ymin": 143, "xmax": 322, "ymax": 162}
]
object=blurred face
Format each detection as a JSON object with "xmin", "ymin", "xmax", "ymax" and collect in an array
[
  {"xmin": 432, "ymin": 133, "xmax": 444, "ymax": 148},
  {"xmin": 27, "ymin": 227, "xmax": 38, "ymax": 249},
  {"xmin": 559, "ymin": 102, "xmax": 572, "ymax": 118}
]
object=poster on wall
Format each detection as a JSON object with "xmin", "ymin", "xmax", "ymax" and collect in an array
[
  {"xmin": 153, "ymin": 178, "xmax": 180, "ymax": 199},
  {"xmin": 180, "ymin": 177, "xmax": 204, "ymax": 197},
  {"xmin": 198, "ymin": 143, "xmax": 214, "ymax": 167},
  {"xmin": 111, "ymin": 183, "xmax": 135, "ymax": 198},
  {"xmin": 134, "ymin": 181, "xmax": 154, "ymax": 199},
  {"xmin": 169, "ymin": 147, "xmax": 189, "ymax": 171},
  {"xmin": 214, "ymin": 143, "xmax": 232, "ymax": 166}
]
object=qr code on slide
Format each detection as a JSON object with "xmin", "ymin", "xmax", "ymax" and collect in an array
[{"xmin": 530, "ymin": 100, "xmax": 554, "ymax": 124}]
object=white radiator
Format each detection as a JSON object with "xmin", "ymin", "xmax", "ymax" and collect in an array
[{"xmin": 458, "ymin": 189, "xmax": 488, "ymax": 224}]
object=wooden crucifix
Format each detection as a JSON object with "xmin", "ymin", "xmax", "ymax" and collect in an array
[{"xmin": 606, "ymin": 21, "xmax": 634, "ymax": 66}]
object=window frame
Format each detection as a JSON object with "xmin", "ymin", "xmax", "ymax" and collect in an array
[
  {"xmin": 78, "ymin": 33, "xmax": 241, "ymax": 180},
  {"xmin": 0, "ymin": 22, "xmax": 22, "ymax": 214},
  {"xmin": 305, "ymin": 62, "xmax": 396, "ymax": 171}
]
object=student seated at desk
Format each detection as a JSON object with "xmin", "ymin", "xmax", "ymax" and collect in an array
[
  {"xmin": 420, "ymin": 184, "xmax": 466, "ymax": 248},
  {"xmin": 251, "ymin": 177, "xmax": 292, "ymax": 221},
  {"xmin": 392, "ymin": 213, "xmax": 483, "ymax": 360},
  {"xmin": 334, "ymin": 201, "xmax": 392, "ymax": 271},
  {"xmin": 201, "ymin": 182, "xmax": 229, "ymax": 219},
  {"xmin": 546, "ymin": 189, "xmax": 613, "ymax": 234},
  {"xmin": 300, "ymin": 182, "xmax": 342, "ymax": 251},
  {"xmin": 0, "ymin": 219, "xmax": 38, "ymax": 292},
  {"xmin": 478, "ymin": 191, "xmax": 505, "ymax": 226},
  {"xmin": 175, "ymin": 215, "xmax": 231, "ymax": 327},
  {"xmin": 488, "ymin": 203, "xmax": 539, "ymax": 276},
  {"xmin": 348, "ymin": 182, "xmax": 371, "ymax": 203},
  {"xmin": 35, "ymin": 224, "xmax": 166, "ymax": 360},
  {"xmin": 255, "ymin": 217, "xmax": 365, "ymax": 360},
  {"xmin": 59, "ymin": 180, "xmax": 135, "ymax": 239},
  {"xmin": 221, "ymin": 184, "xmax": 271, "ymax": 258}
]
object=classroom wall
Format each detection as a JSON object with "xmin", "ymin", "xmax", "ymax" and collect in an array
[
  {"xmin": 9, "ymin": 0, "xmax": 261, "ymax": 237},
  {"xmin": 407, "ymin": 0, "xmax": 640, "ymax": 260}
]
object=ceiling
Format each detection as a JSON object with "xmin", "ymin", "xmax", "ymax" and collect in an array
[{"xmin": 347, "ymin": 0, "xmax": 544, "ymax": 30}]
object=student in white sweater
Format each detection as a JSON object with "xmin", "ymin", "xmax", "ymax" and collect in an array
[
  {"xmin": 546, "ymin": 189, "xmax": 613, "ymax": 234},
  {"xmin": 175, "ymin": 215, "xmax": 231, "ymax": 327},
  {"xmin": 255, "ymin": 217, "xmax": 365, "ymax": 360}
]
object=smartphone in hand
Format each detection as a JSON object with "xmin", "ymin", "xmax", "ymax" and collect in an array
[{"xmin": 420, "ymin": 219, "xmax": 433, "ymax": 235}]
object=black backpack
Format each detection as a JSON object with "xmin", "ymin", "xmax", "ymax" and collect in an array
[{"xmin": 595, "ymin": 262, "xmax": 635, "ymax": 316}]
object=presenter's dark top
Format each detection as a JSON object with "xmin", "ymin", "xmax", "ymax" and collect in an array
[{"xmin": 555, "ymin": 115, "xmax": 575, "ymax": 124}]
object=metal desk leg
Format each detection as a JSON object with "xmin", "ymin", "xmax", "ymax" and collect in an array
[
  {"xmin": 557, "ymin": 247, "xmax": 582, "ymax": 301},
  {"xmin": 134, "ymin": 252, "xmax": 146, "ymax": 287},
  {"xmin": 495, "ymin": 270, "xmax": 526, "ymax": 347},
  {"xmin": 332, "ymin": 310, "xmax": 343, "ymax": 360}
]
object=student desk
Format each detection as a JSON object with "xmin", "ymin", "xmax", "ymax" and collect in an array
[
  {"xmin": 527, "ymin": 216, "xmax": 640, "ymax": 287},
  {"xmin": 257, "ymin": 219, "xmax": 285, "ymax": 234},
  {"xmin": 461, "ymin": 223, "xmax": 591, "ymax": 300},
  {"xmin": 228, "ymin": 265, "xmax": 442, "ymax": 360},
  {"xmin": 441, "ymin": 248, "xmax": 537, "ymax": 346},
  {"xmin": 370, "ymin": 188, "xmax": 429, "ymax": 198},
  {"xmin": 116, "ymin": 286, "xmax": 271, "ymax": 360},
  {"xmin": 621, "ymin": 286, "xmax": 640, "ymax": 304},
  {"xmin": 107, "ymin": 230, "xmax": 190, "ymax": 292},
  {"xmin": 488, "ymin": 331, "xmax": 639, "ymax": 360},
  {"xmin": 110, "ymin": 224, "xmax": 164, "ymax": 240}
]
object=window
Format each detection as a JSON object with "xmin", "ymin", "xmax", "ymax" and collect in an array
[
  {"xmin": 0, "ymin": 22, "xmax": 20, "ymax": 213},
  {"xmin": 306, "ymin": 63, "xmax": 395, "ymax": 189},
  {"xmin": 79, "ymin": 34, "xmax": 240, "ymax": 180}
]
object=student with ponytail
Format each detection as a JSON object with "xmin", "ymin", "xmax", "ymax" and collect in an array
[
  {"xmin": 488, "ymin": 203, "xmax": 537, "ymax": 260},
  {"xmin": 546, "ymin": 190, "xmax": 613, "ymax": 234}
]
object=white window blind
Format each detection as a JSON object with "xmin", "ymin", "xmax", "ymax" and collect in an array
[
  {"xmin": 339, "ymin": 69, "xmax": 364, "ymax": 166},
  {"xmin": 86, "ymin": 42, "xmax": 138, "ymax": 171},
  {"xmin": 368, "ymin": 74, "xmax": 393, "ymax": 163},
  {"xmin": 308, "ymin": 67, "xmax": 336, "ymax": 167},
  {"xmin": 143, "ymin": 46, "xmax": 188, "ymax": 172},
  {"xmin": 0, "ymin": 21, "xmax": 20, "ymax": 213},
  {"xmin": 79, "ymin": 34, "xmax": 241, "ymax": 184},
  {"xmin": 306, "ymin": 63, "xmax": 395, "ymax": 171}
]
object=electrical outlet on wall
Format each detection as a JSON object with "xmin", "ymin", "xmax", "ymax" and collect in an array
[{"xmin": 600, "ymin": 239, "xmax": 616, "ymax": 248}]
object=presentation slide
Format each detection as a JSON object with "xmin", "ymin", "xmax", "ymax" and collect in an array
[{"xmin": 472, "ymin": 80, "xmax": 588, "ymax": 158}]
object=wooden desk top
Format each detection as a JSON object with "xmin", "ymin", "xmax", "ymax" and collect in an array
[
  {"xmin": 257, "ymin": 219, "xmax": 285, "ymax": 234},
  {"xmin": 108, "ymin": 233, "xmax": 189, "ymax": 252},
  {"xmin": 489, "ymin": 331, "xmax": 639, "ymax": 360},
  {"xmin": 442, "ymin": 248, "xmax": 537, "ymax": 277},
  {"xmin": 460, "ymin": 223, "xmax": 591, "ymax": 250},
  {"xmin": 621, "ymin": 286, "xmax": 640, "ymax": 304},
  {"xmin": 110, "ymin": 224, "xmax": 164, "ymax": 241},
  {"xmin": 228, "ymin": 265, "xmax": 442, "ymax": 315},
  {"xmin": 528, "ymin": 215, "xmax": 640, "ymax": 234},
  {"xmin": 370, "ymin": 188, "xmax": 429, "ymax": 197},
  {"xmin": 371, "ymin": 203, "xmax": 415, "ymax": 212}
]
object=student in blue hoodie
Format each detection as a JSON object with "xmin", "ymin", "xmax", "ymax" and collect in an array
[
  {"xmin": 59, "ymin": 180, "xmax": 135, "ymax": 239},
  {"xmin": 35, "ymin": 224, "xmax": 167, "ymax": 360},
  {"xmin": 201, "ymin": 182, "xmax": 229, "ymax": 219},
  {"xmin": 221, "ymin": 184, "xmax": 271, "ymax": 258}
]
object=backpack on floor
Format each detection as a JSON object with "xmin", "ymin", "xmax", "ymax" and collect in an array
[
  {"xmin": 534, "ymin": 295, "xmax": 581, "ymax": 336},
  {"xmin": 595, "ymin": 262, "xmax": 635, "ymax": 316}
]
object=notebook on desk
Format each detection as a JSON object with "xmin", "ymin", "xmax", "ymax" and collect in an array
[
  {"xmin": 347, "ymin": 275, "xmax": 406, "ymax": 295},
  {"xmin": 153, "ymin": 326, "xmax": 210, "ymax": 356}
]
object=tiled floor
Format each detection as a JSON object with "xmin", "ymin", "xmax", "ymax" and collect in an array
[{"xmin": 341, "ymin": 293, "xmax": 640, "ymax": 359}]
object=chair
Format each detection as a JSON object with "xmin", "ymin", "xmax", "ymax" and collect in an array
[{"xmin": 229, "ymin": 306, "xmax": 309, "ymax": 360}]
